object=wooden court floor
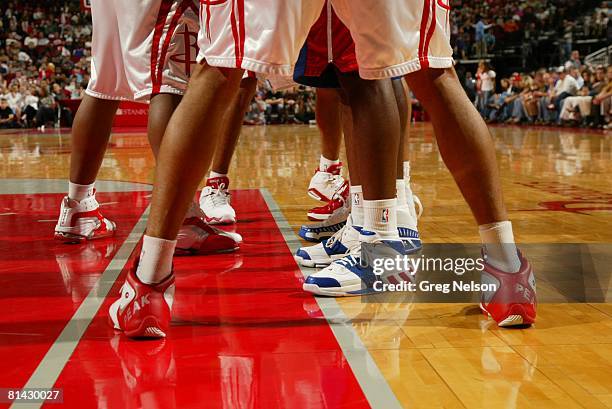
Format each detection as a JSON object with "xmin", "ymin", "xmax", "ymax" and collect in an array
[{"xmin": 0, "ymin": 123, "xmax": 611, "ymax": 408}]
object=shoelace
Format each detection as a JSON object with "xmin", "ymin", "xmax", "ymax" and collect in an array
[
  {"xmin": 336, "ymin": 254, "xmax": 360, "ymax": 269},
  {"xmin": 206, "ymin": 183, "xmax": 230, "ymax": 207},
  {"xmin": 325, "ymin": 226, "xmax": 346, "ymax": 249},
  {"xmin": 327, "ymin": 174, "xmax": 345, "ymax": 191}
]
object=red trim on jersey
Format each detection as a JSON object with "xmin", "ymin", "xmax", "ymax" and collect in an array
[
  {"xmin": 418, "ymin": 0, "xmax": 431, "ymax": 68},
  {"xmin": 151, "ymin": 0, "xmax": 175, "ymax": 94},
  {"xmin": 423, "ymin": 0, "xmax": 437, "ymax": 69},
  {"xmin": 437, "ymin": 0, "xmax": 451, "ymax": 10},
  {"xmin": 237, "ymin": 0, "xmax": 246, "ymax": 68},
  {"xmin": 229, "ymin": 0, "xmax": 240, "ymax": 67},
  {"xmin": 154, "ymin": 0, "xmax": 198, "ymax": 94}
]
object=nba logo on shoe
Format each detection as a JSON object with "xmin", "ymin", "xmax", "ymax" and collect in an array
[
  {"xmin": 381, "ymin": 208, "xmax": 389, "ymax": 223},
  {"xmin": 352, "ymin": 194, "xmax": 360, "ymax": 206}
]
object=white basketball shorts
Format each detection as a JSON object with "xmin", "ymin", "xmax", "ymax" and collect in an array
[
  {"xmin": 196, "ymin": 0, "xmax": 453, "ymax": 79},
  {"xmin": 86, "ymin": 0, "xmax": 200, "ymax": 101}
]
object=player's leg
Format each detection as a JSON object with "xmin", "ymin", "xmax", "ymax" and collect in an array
[
  {"xmin": 307, "ymin": 88, "xmax": 346, "ymax": 203},
  {"xmin": 200, "ymin": 76, "xmax": 258, "ymax": 224},
  {"xmin": 147, "ymin": 94, "xmax": 182, "ymax": 160},
  {"xmin": 54, "ymin": 0, "xmax": 129, "ymax": 243},
  {"xmin": 54, "ymin": 96, "xmax": 119, "ymax": 243},
  {"xmin": 146, "ymin": 64, "xmax": 243, "ymax": 241},
  {"xmin": 405, "ymin": 67, "xmax": 535, "ymax": 326},
  {"xmin": 316, "ymin": 88, "xmax": 343, "ymax": 167},
  {"xmin": 306, "ymin": 88, "xmax": 348, "ymax": 221},
  {"xmin": 304, "ymin": 73, "xmax": 413, "ymax": 296},
  {"xmin": 111, "ymin": 0, "xmax": 326, "ymax": 339},
  {"xmin": 297, "ymin": 92, "xmax": 351, "ymax": 242},
  {"xmin": 391, "ymin": 78, "xmax": 421, "ymax": 252},
  {"xmin": 405, "ymin": 68, "xmax": 507, "ymax": 225}
]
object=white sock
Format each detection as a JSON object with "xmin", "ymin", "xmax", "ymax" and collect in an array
[
  {"xmin": 136, "ymin": 235, "xmax": 176, "ymax": 284},
  {"xmin": 403, "ymin": 161, "xmax": 411, "ymax": 182},
  {"xmin": 209, "ymin": 171, "xmax": 227, "ymax": 179},
  {"xmin": 479, "ymin": 221, "xmax": 521, "ymax": 273},
  {"xmin": 403, "ymin": 161, "xmax": 418, "ymax": 221},
  {"xmin": 68, "ymin": 181, "xmax": 95, "ymax": 202},
  {"xmin": 319, "ymin": 155, "xmax": 340, "ymax": 172},
  {"xmin": 350, "ymin": 185, "xmax": 364, "ymax": 226},
  {"xmin": 396, "ymin": 179, "xmax": 407, "ymax": 206},
  {"xmin": 363, "ymin": 198, "xmax": 399, "ymax": 239}
]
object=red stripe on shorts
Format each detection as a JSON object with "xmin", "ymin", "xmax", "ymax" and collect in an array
[
  {"xmin": 237, "ymin": 0, "xmax": 245, "ymax": 68},
  {"xmin": 151, "ymin": 0, "xmax": 175, "ymax": 94},
  {"xmin": 229, "ymin": 0, "xmax": 240, "ymax": 68},
  {"xmin": 423, "ymin": 0, "xmax": 437, "ymax": 69}
]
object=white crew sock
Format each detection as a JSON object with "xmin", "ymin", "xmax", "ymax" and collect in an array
[
  {"xmin": 209, "ymin": 171, "xmax": 227, "ymax": 179},
  {"xmin": 402, "ymin": 162, "xmax": 418, "ymax": 221},
  {"xmin": 363, "ymin": 198, "xmax": 399, "ymax": 239},
  {"xmin": 68, "ymin": 181, "xmax": 95, "ymax": 202},
  {"xmin": 350, "ymin": 185, "xmax": 364, "ymax": 226},
  {"xmin": 319, "ymin": 155, "xmax": 340, "ymax": 172},
  {"xmin": 136, "ymin": 235, "xmax": 176, "ymax": 284},
  {"xmin": 479, "ymin": 221, "xmax": 521, "ymax": 273},
  {"xmin": 396, "ymin": 179, "xmax": 407, "ymax": 206},
  {"xmin": 403, "ymin": 161, "xmax": 411, "ymax": 182}
]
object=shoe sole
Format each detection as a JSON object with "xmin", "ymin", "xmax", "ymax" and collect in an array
[
  {"xmin": 302, "ymin": 283, "xmax": 376, "ymax": 297},
  {"xmin": 54, "ymin": 230, "xmax": 116, "ymax": 244},
  {"xmin": 297, "ymin": 232, "xmax": 326, "ymax": 243},
  {"xmin": 204, "ymin": 216, "xmax": 236, "ymax": 225},
  {"xmin": 125, "ymin": 316, "xmax": 167, "ymax": 339},
  {"xmin": 307, "ymin": 212, "xmax": 330, "ymax": 222},
  {"xmin": 108, "ymin": 302, "xmax": 167, "ymax": 339},
  {"xmin": 175, "ymin": 245, "xmax": 239, "ymax": 256},
  {"xmin": 294, "ymin": 255, "xmax": 332, "ymax": 268},
  {"xmin": 479, "ymin": 303, "xmax": 534, "ymax": 327}
]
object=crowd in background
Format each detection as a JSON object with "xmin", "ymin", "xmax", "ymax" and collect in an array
[
  {"xmin": 451, "ymin": 0, "xmax": 610, "ymax": 59},
  {"xmin": 0, "ymin": 0, "xmax": 611, "ymax": 130},
  {"xmin": 467, "ymin": 51, "xmax": 612, "ymax": 129}
]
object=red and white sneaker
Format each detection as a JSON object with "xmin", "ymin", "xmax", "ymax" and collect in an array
[
  {"xmin": 480, "ymin": 250, "xmax": 537, "ymax": 327},
  {"xmin": 54, "ymin": 193, "xmax": 116, "ymax": 243},
  {"xmin": 109, "ymin": 260, "xmax": 175, "ymax": 339},
  {"xmin": 307, "ymin": 180, "xmax": 350, "ymax": 221},
  {"xmin": 307, "ymin": 163, "xmax": 345, "ymax": 202},
  {"xmin": 199, "ymin": 176, "xmax": 236, "ymax": 224},
  {"xmin": 177, "ymin": 217, "xmax": 241, "ymax": 254}
]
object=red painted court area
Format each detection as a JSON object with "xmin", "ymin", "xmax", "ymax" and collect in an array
[{"xmin": 0, "ymin": 189, "xmax": 369, "ymax": 408}]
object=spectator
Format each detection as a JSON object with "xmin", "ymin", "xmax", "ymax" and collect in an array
[
  {"xmin": 0, "ymin": 98, "xmax": 17, "ymax": 128},
  {"xmin": 565, "ymin": 50, "xmax": 582, "ymax": 70},
  {"xmin": 472, "ymin": 16, "xmax": 493, "ymax": 56},
  {"xmin": 476, "ymin": 61, "xmax": 496, "ymax": 117},
  {"xmin": 548, "ymin": 67, "xmax": 579, "ymax": 122}
]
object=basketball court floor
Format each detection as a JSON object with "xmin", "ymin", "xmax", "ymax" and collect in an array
[{"xmin": 1, "ymin": 123, "xmax": 611, "ymax": 408}]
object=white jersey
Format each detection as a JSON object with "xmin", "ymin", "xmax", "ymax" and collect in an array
[
  {"xmin": 86, "ymin": 0, "xmax": 199, "ymax": 101},
  {"xmin": 196, "ymin": 0, "xmax": 453, "ymax": 80}
]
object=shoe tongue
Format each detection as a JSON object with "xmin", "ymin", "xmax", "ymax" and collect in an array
[{"xmin": 207, "ymin": 176, "xmax": 229, "ymax": 189}]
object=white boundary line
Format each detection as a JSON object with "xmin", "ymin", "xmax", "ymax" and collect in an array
[
  {"xmin": 259, "ymin": 188, "xmax": 402, "ymax": 409},
  {"xmin": 11, "ymin": 206, "xmax": 150, "ymax": 409}
]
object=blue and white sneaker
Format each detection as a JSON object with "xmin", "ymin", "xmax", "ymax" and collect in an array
[
  {"xmin": 299, "ymin": 193, "xmax": 350, "ymax": 242},
  {"xmin": 303, "ymin": 231, "xmax": 412, "ymax": 297},
  {"xmin": 397, "ymin": 205, "xmax": 422, "ymax": 254},
  {"xmin": 295, "ymin": 216, "xmax": 361, "ymax": 268}
]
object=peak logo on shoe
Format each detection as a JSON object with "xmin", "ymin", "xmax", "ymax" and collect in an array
[{"xmin": 109, "ymin": 261, "xmax": 175, "ymax": 339}]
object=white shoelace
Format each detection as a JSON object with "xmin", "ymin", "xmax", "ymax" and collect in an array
[{"xmin": 206, "ymin": 183, "xmax": 230, "ymax": 207}]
